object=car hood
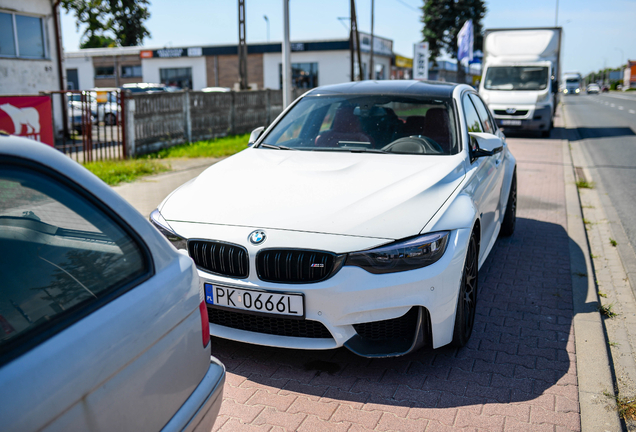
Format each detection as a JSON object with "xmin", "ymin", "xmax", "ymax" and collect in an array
[{"xmin": 160, "ymin": 148, "xmax": 466, "ymax": 240}]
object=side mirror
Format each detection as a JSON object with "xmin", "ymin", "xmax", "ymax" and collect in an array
[
  {"xmin": 248, "ymin": 126, "xmax": 265, "ymax": 146},
  {"xmin": 551, "ymin": 80, "xmax": 558, "ymax": 93},
  {"xmin": 468, "ymin": 132, "xmax": 503, "ymax": 157}
]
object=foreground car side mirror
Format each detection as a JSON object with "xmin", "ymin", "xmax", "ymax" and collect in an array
[
  {"xmin": 468, "ymin": 132, "xmax": 503, "ymax": 158},
  {"xmin": 248, "ymin": 126, "xmax": 265, "ymax": 146}
]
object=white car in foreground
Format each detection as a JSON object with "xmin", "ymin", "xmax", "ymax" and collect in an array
[
  {"xmin": 0, "ymin": 134, "xmax": 224, "ymax": 431},
  {"xmin": 151, "ymin": 80, "xmax": 517, "ymax": 357}
]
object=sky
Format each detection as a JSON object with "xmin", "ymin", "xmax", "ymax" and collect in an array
[{"xmin": 60, "ymin": 0, "xmax": 636, "ymax": 76}]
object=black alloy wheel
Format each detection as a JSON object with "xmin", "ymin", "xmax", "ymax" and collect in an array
[
  {"xmin": 451, "ymin": 231, "xmax": 478, "ymax": 347},
  {"xmin": 500, "ymin": 170, "xmax": 517, "ymax": 237}
]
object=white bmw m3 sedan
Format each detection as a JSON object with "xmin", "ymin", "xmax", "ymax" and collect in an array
[{"xmin": 151, "ymin": 80, "xmax": 517, "ymax": 358}]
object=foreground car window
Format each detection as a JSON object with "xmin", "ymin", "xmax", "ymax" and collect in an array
[
  {"xmin": 262, "ymin": 95, "xmax": 458, "ymax": 155},
  {"xmin": 0, "ymin": 165, "xmax": 148, "ymax": 361}
]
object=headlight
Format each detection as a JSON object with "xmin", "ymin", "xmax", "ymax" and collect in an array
[
  {"xmin": 345, "ymin": 231, "xmax": 449, "ymax": 274},
  {"xmin": 563, "ymin": 89, "xmax": 568, "ymax": 94},
  {"xmin": 150, "ymin": 209, "xmax": 187, "ymax": 250},
  {"xmin": 575, "ymin": 88, "xmax": 580, "ymax": 93}
]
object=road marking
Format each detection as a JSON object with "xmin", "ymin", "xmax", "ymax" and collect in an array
[
  {"xmin": 602, "ymin": 92, "xmax": 636, "ymax": 101},
  {"xmin": 618, "ymin": 106, "xmax": 624, "ymax": 110},
  {"xmin": 630, "ymin": 110, "xmax": 636, "ymax": 114}
]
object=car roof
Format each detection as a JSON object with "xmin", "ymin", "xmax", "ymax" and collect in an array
[{"xmin": 304, "ymin": 80, "xmax": 458, "ymax": 98}]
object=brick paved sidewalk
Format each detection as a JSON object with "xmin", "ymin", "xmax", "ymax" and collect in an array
[{"xmin": 210, "ymin": 137, "xmax": 581, "ymax": 432}]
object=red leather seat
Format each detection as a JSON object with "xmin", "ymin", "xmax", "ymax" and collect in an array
[{"xmin": 315, "ymin": 106, "xmax": 373, "ymax": 147}]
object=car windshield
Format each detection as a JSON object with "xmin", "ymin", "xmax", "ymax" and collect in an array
[
  {"xmin": 484, "ymin": 66, "xmax": 549, "ymax": 91},
  {"xmin": 259, "ymin": 95, "xmax": 457, "ymax": 155}
]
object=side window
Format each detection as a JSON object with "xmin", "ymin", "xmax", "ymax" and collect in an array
[
  {"xmin": 0, "ymin": 164, "xmax": 149, "ymax": 361},
  {"xmin": 469, "ymin": 93, "xmax": 497, "ymax": 135},
  {"xmin": 462, "ymin": 94, "xmax": 483, "ymax": 134}
]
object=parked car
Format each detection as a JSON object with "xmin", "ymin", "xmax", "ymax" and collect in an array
[
  {"xmin": 201, "ymin": 87, "xmax": 231, "ymax": 93},
  {"xmin": 587, "ymin": 83, "xmax": 600, "ymax": 94},
  {"xmin": 121, "ymin": 83, "xmax": 179, "ymax": 93},
  {"xmin": 66, "ymin": 91, "xmax": 119, "ymax": 126},
  {"xmin": 150, "ymin": 80, "xmax": 517, "ymax": 358},
  {"xmin": 0, "ymin": 133, "xmax": 225, "ymax": 431}
]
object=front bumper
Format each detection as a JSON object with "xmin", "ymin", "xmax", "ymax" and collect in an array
[
  {"xmin": 491, "ymin": 104, "xmax": 552, "ymax": 131},
  {"xmin": 186, "ymin": 227, "xmax": 471, "ymax": 357}
]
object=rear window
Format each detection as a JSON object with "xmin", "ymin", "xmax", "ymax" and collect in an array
[
  {"xmin": 261, "ymin": 95, "xmax": 458, "ymax": 155},
  {"xmin": 0, "ymin": 164, "xmax": 149, "ymax": 361}
]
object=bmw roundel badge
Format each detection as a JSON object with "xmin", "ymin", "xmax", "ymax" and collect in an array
[{"xmin": 249, "ymin": 230, "xmax": 267, "ymax": 245}]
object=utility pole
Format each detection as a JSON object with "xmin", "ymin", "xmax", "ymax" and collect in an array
[
  {"xmin": 369, "ymin": 0, "xmax": 374, "ymax": 80},
  {"xmin": 282, "ymin": 0, "xmax": 292, "ymax": 107},
  {"xmin": 238, "ymin": 0, "xmax": 248, "ymax": 90},
  {"xmin": 264, "ymin": 15, "xmax": 270, "ymax": 42},
  {"xmin": 555, "ymin": 0, "xmax": 559, "ymax": 26},
  {"xmin": 350, "ymin": 0, "xmax": 362, "ymax": 81}
]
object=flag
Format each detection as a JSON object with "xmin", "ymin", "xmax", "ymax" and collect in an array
[{"xmin": 457, "ymin": 19, "xmax": 474, "ymax": 62}]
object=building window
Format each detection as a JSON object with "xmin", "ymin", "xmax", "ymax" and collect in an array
[
  {"xmin": 160, "ymin": 67, "xmax": 192, "ymax": 89},
  {"xmin": 0, "ymin": 11, "xmax": 47, "ymax": 59},
  {"xmin": 121, "ymin": 65, "xmax": 142, "ymax": 78},
  {"xmin": 279, "ymin": 62, "xmax": 319, "ymax": 89},
  {"xmin": 95, "ymin": 66, "xmax": 115, "ymax": 79}
]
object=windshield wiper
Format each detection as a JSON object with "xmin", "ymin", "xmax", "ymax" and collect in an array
[
  {"xmin": 259, "ymin": 143, "xmax": 296, "ymax": 150},
  {"xmin": 341, "ymin": 148, "xmax": 386, "ymax": 153}
]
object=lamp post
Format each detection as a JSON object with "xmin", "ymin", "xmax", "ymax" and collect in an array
[
  {"xmin": 264, "ymin": 15, "xmax": 269, "ymax": 42},
  {"xmin": 282, "ymin": 0, "xmax": 292, "ymax": 107},
  {"xmin": 616, "ymin": 47, "xmax": 624, "ymax": 67}
]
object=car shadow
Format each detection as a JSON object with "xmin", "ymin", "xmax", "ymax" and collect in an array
[
  {"xmin": 210, "ymin": 216, "xmax": 582, "ymax": 409},
  {"xmin": 551, "ymin": 126, "xmax": 635, "ymax": 141}
]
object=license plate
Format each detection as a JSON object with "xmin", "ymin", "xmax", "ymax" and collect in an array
[
  {"xmin": 205, "ymin": 283, "xmax": 304, "ymax": 317},
  {"xmin": 501, "ymin": 119, "xmax": 522, "ymax": 126}
]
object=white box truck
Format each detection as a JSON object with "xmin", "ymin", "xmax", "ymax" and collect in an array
[
  {"xmin": 479, "ymin": 27, "xmax": 562, "ymax": 137},
  {"xmin": 562, "ymin": 72, "xmax": 582, "ymax": 95}
]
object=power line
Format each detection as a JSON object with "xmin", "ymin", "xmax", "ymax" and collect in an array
[{"xmin": 394, "ymin": 0, "xmax": 419, "ymax": 12}]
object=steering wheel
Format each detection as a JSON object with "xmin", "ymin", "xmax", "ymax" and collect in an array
[{"xmin": 382, "ymin": 136, "xmax": 444, "ymax": 155}]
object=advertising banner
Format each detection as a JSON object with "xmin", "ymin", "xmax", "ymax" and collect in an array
[
  {"xmin": 413, "ymin": 42, "xmax": 429, "ymax": 80},
  {"xmin": 0, "ymin": 96, "xmax": 54, "ymax": 146}
]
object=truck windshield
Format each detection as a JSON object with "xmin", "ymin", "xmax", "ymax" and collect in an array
[{"xmin": 484, "ymin": 66, "xmax": 549, "ymax": 91}]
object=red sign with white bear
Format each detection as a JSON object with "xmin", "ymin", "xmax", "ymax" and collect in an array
[{"xmin": 0, "ymin": 96, "xmax": 54, "ymax": 147}]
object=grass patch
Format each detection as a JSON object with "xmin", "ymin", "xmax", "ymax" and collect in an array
[
  {"xmin": 583, "ymin": 218, "xmax": 593, "ymax": 226},
  {"xmin": 598, "ymin": 291, "xmax": 607, "ymax": 298},
  {"xmin": 598, "ymin": 303, "xmax": 618, "ymax": 318},
  {"xmin": 150, "ymin": 133, "xmax": 250, "ymax": 159},
  {"xmin": 84, "ymin": 159, "xmax": 170, "ymax": 186},
  {"xmin": 605, "ymin": 391, "xmax": 636, "ymax": 421},
  {"xmin": 610, "ymin": 238, "xmax": 618, "ymax": 247},
  {"xmin": 576, "ymin": 180, "xmax": 595, "ymax": 189}
]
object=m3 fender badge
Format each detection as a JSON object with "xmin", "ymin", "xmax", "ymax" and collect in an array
[{"xmin": 248, "ymin": 230, "xmax": 267, "ymax": 245}]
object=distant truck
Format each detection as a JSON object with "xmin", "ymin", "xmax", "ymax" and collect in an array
[
  {"xmin": 563, "ymin": 72, "xmax": 582, "ymax": 95},
  {"xmin": 479, "ymin": 27, "xmax": 562, "ymax": 137}
]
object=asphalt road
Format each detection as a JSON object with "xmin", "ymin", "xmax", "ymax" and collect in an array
[{"xmin": 561, "ymin": 92, "xmax": 636, "ymax": 262}]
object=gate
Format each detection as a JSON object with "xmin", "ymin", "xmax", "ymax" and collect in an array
[{"xmin": 51, "ymin": 89, "xmax": 126, "ymax": 162}]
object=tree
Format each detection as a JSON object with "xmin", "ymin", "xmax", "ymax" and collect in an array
[
  {"xmin": 107, "ymin": 0, "xmax": 151, "ymax": 47},
  {"xmin": 62, "ymin": 0, "xmax": 115, "ymax": 48},
  {"xmin": 421, "ymin": 0, "xmax": 486, "ymax": 84},
  {"xmin": 62, "ymin": 0, "xmax": 151, "ymax": 48}
]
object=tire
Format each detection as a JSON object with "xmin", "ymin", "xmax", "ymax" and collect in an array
[
  {"xmin": 104, "ymin": 112, "xmax": 117, "ymax": 126},
  {"xmin": 451, "ymin": 231, "xmax": 478, "ymax": 347},
  {"xmin": 500, "ymin": 170, "xmax": 517, "ymax": 237}
]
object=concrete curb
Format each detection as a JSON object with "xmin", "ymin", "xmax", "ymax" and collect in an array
[{"xmin": 560, "ymin": 106, "xmax": 623, "ymax": 431}]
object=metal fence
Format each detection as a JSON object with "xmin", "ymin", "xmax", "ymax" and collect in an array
[
  {"xmin": 51, "ymin": 89, "xmax": 125, "ymax": 163},
  {"xmin": 126, "ymin": 88, "xmax": 304, "ymax": 157}
]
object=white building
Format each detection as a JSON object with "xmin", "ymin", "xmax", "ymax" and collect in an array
[
  {"xmin": 64, "ymin": 33, "xmax": 395, "ymax": 92},
  {"xmin": 0, "ymin": 0, "xmax": 65, "ymax": 137}
]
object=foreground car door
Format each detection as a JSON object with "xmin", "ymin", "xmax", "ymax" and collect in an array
[
  {"xmin": 462, "ymin": 93, "xmax": 504, "ymax": 257},
  {"xmin": 0, "ymin": 156, "xmax": 219, "ymax": 432}
]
